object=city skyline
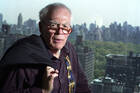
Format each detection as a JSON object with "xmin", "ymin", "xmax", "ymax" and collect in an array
[{"xmin": 0, "ymin": 0, "xmax": 140, "ymax": 27}]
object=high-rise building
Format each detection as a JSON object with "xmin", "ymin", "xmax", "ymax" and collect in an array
[
  {"xmin": 17, "ymin": 13, "xmax": 23, "ymax": 28},
  {"xmin": 75, "ymin": 35, "xmax": 94, "ymax": 84},
  {"xmin": 2, "ymin": 24, "xmax": 10, "ymax": 34},
  {"xmin": 24, "ymin": 19, "xmax": 37, "ymax": 32},
  {"xmin": 0, "ymin": 13, "xmax": 3, "ymax": 31},
  {"xmin": 23, "ymin": 18, "xmax": 38, "ymax": 35},
  {"xmin": 0, "ymin": 13, "xmax": 3, "ymax": 23},
  {"xmin": 105, "ymin": 53, "xmax": 140, "ymax": 93}
]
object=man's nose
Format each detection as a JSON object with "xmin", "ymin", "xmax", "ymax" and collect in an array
[{"xmin": 56, "ymin": 25, "xmax": 64, "ymax": 34}]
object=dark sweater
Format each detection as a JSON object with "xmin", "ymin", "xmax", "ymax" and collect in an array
[{"xmin": 0, "ymin": 35, "xmax": 91, "ymax": 93}]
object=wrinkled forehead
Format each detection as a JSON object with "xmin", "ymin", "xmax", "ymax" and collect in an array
[
  {"xmin": 46, "ymin": 7, "xmax": 71, "ymax": 20},
  {"xmin": 44, "ymin": 8, "xmax": 71, "ymax": 25}
]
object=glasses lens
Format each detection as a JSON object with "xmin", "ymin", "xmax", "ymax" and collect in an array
[
  {"xmin": 62, "ymin": 28, "xmax": 71, "ymax": 34},
  {"xmin": 62, "ymin": 29, "xmax": 69, "ymax": 34},
  {"xmin": 47, "ymin": 21, "xmax": 72, "ymax": 34},
  {"xmin": 62, "ymin": 24, "xmax": 71, "ymax": 34},
  {"xmin": 50, "ymin": 23, "xmax": 57, "ymax": 29}
]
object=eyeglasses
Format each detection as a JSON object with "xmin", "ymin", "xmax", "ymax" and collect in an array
[{"xmin": 43, "ymin": 20, "xmax": 72, "ymax": 34}]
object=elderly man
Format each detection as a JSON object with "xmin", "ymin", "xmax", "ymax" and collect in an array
[{"xmin": 0, "ymin": 3, "xmax": 91, "ymax": 93}]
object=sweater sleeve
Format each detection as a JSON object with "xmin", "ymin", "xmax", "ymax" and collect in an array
[
  {"xmin": 75, "ymin": 58, "xmax": 91, "ymax": 93},
  {"xmin": 0, "ymin": 65, "xmax": 43, "ymax": 93}
]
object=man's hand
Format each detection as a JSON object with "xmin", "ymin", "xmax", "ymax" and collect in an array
[{"xmin": 42, "ymin": 66, "xmax": 59, "ymax": 93}]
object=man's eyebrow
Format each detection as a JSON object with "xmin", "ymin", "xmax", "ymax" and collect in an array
[{"xmin": 48, "ymin": 20, "xmax": 58, "ymax": 24}]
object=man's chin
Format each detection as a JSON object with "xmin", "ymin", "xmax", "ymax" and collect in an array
[{"xmin": 51, "ymin": 45, "xmax": 64, "ymax": 50}]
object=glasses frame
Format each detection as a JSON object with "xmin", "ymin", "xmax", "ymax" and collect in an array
[{"xmin": 42, "ymin": 20, "xmax": 72, "ymax": 34}]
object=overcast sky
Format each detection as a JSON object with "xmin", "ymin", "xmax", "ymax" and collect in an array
[{"xmin": 0, "ymin": 0, "xmax": 140, "ymax": 27}]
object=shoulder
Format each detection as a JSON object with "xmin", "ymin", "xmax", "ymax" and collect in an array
[
  {"xmin": 64, "ymin": 41, "xmax": 77, "ymax": 57},
  {"xmin": 65, "ymin": 41, "xmax": 78, "ymax": 61},
  {"xmin": 65, "ymin": 41, "xmax": 76, "ymax": 52},
  {"xmin": 0, "ymin": 34, "xmax": 56, "ymax": 69},
  {"xmin": 2, "ymin": 35, "xmax": 42, "ymax": 57},
  {"xmin": 0, "ymin": 35, "xmax": 43, "ymax": 64},
  {"xmin": 14, "ymin": 34, "xmax": 42, "ymax": 47}
]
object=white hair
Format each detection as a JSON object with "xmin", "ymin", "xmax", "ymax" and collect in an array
[{"xmin": 39, "ymin": 3, "xmax": 72, "ymax": 22}]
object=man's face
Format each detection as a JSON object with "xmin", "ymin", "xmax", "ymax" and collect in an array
[{"xmin": 40, "ymin": 8, "xmax": 71, "ymax": 51}]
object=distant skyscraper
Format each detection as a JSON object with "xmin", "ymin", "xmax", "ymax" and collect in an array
[
  {"xmin": 24, "ymin": 18, "xmax": 36, "ymax": 30},
  {"xmin": 0, "ymin": 13, "xmax": 3, "ymax": 23},
  {"xmin": 0, "ymin": 13, "xmax": 3, "ymax": 30},
  {"xmin": 89, "ymin": 23, "xmax": 96, "ymax": 32},
  {"xmin": 17, "ymin": 13, "xmax": 23, "ymax": 28},
  {"xmin": 23, "ymin": 18, "xmax": 37, "ymax": 35},
  {"xmin": 2, "ymin": 24, "xmax": 10, "ymax": 34}
]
